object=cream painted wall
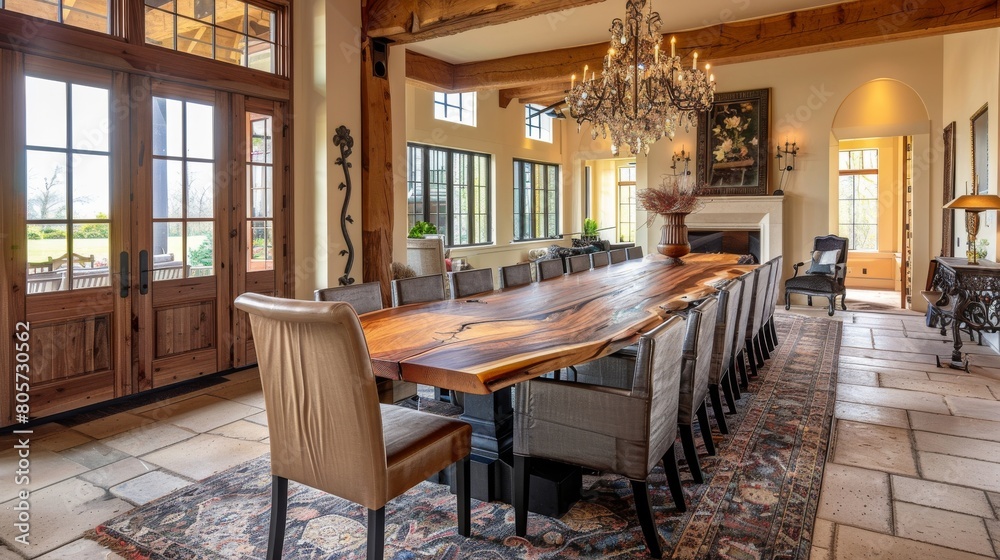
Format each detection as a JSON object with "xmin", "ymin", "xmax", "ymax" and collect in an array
[
  {"xmin": 944, "ymin": 29, "xmax": 1000, "ymax": 260},
  {"xmin": 290, "ymin": 0, "xmax": 362, "ymax": 299},
  {"xmin": 404, "ymin": 84, "xmax": 576, "ymax": 281}
]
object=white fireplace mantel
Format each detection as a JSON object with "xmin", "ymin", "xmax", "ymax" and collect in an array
[{"xmin": 685, "ymin": 195, "xmax": 784, "ymax": 262}]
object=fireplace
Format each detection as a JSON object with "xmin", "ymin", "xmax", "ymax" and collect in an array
[
  {"xmin": 684, "ymin": 196, "xmax": 784, "ymax": 262},
  {"xmin": 690, "ymin": 230, "xmax": 761, "ymax": 263}
]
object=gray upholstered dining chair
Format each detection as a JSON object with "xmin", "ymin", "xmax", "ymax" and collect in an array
[
  {"xmin": 731, "ymin": 269, "xmax": 758, "ymax": 390},
  {"xmin": 391, "ymin": 274, "xmax": 446, "ymax": 307},
  {"xmin": 609, "ymin": 248, "xmax": 628, "ymax": 264},
  {"xmin": 567, "ymin": 254, "xmax": 592, "ymax": 273},
  {"xmin": 499, "ymin": 263, "xmax": 533, "ymax": 288},
  {"xmin": 314, "ymin": 282, "xmax": 416, "ymax": 404},
  {"xmin": 626, "ymin": 246, "xmax": 644, "ymax": 260},
  {"xmin": 677, "ymin": 297, "xmax": 718, "ymax": 484},
  {"xmin": 744, "ymin": 261, "xmax": 773, "ymax": 378},
  {"xmin": 758, "ymin": 256, "xmax": 782, "ymax": 358},
  {"xmin": 314, "ymin": 282, "xmax": 383, "ymax": 314},
  {"xmin": 513, "ymin": 315, "xmax": 688, "ymax": 559},
  {"xmin": 762, "ymin": 255, "xmax": 784, "ymax": 352},
  {"xmin": 590, "ymin": 251, "xmax": 610, "ymax": 268},
  {"xmin": 233, "ymin": 293, "xmax": 472, "ymax": 560},
  {"xmin": 707, "ymin": 279, "xmax": 742, "ymax": 434},
  {"xmin": 449, "ymin": 268, "xmax": 494, "ymax": 298},
  {"xmin": 536, "ymin": 258, "xmax": 564, "ymax": 281}
]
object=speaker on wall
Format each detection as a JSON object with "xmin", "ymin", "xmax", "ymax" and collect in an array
[{"xmin": 372, "ymin": 38, "xmax": 390, "ymax": 79}]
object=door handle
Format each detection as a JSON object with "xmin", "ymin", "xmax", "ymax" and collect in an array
[
  {"xmin": 139, "ymin": 250, "xmax": 149, "ymax": 295},
  {"xmin": 119, "ymin": 251, "xmax": 129, "ymax": 298}
]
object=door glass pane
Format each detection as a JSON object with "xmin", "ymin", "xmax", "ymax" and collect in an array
[
  {"xmin": 27, "ymin": 225, "xmax": 67, "ymax": 293},
  {"xmin": 186, "ymin": 102, "xmax": 214, "ymax": 159},
  {"xmin": 25, "ymin": 77, "xmax": 67, "ymax": 149},
  {"xmin": 152, "ymin": 222, "xmax": 185, "ymax": 281},
  {"xmin": 71, "ymin": 224, "xmax": 111, "ymax": 288},
  {"xmin": 71, "ymin": 84, "xmax": 109, "ymax": 152},
  {"xmin": 187, "ymin": 222, "xmax": 214, "ymax": 276},
  {"xmin": 186, "ymin": 161, "xmax": 214, "ymax": 218},
  {"xmin": 152, "ymin": 159, "xmax": 184, "ymax": 218},
  {"xmin": 26, "ymin": 151, "xmax": 68, "ymax": 220},
  {"xmin": 152, "ymin": 98, "xmax": 184, "ymax": 157},
  {"xmin": 248, "ymin": 220, "xmax": 273, "ymax": 271},
  {"xmin": 72, "ymin": 154, "xmax": 110, "ymax": 219}
]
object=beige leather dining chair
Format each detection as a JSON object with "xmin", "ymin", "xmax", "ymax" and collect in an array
[
  {"xmin": 513, "ymin": 315, "xmax": 688, "ymax": 559},
  {"xmin": 449, "ymin": 268, "xmax": 494, "ymax": 298},
  {"xmin": 234, "ymin": 293, "xmax": 472, "ymax": 560},
  {"xmin": 391, "ymin": 274, "xmax": 446, "ymax": 306},
  {"xmin": 536, "ymin": 258, "xmax": 564, "ymax": 281},
  {"xmin": 499, "ymin": 263, "xmax": 532, "ymax": 288},
  {"xmin": 677, "ymin": 297, "xmax": 718, "ymax": 484}
]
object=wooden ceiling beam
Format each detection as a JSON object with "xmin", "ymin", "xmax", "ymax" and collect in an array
[
  {"xmin": 406, "ymin": 0, "xmax": 1000, "ymax": 92},
  {"xmin": 366, "ymin": 0, "xmax": 603, "ymax": 44},
  {"xmin": 499, "ymin": 84, "xmax": 568, "ymax": 108}
]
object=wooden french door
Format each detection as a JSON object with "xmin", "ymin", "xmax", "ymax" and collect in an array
[
  {"xmin": 16, "ymin": 56, "xmax": 133, "ymax": 418},
  {"xmin": 132, "ymin": 80, "xmax": 231, "ymax": 390},
  {"xmin": 3, "ymin": 54, "xmax": 288, "ymax": 424}
]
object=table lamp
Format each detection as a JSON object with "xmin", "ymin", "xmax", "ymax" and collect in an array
[{"xmin": 944, "ymin": 193, "xmax": 1000, "ymax": 264}]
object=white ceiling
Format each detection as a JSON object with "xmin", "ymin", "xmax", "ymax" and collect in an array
[{"xmin": 407, "ymin": 0, "xmax": 847, "ymax": 64}]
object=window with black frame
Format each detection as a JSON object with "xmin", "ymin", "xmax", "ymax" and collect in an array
[
  {"xmin": 513, "ymin": 159, "xmax": 559, "ymax": 241},
  {"xmin": 407, "ymin": 143, "xmax": 492, "ymax": 247}
]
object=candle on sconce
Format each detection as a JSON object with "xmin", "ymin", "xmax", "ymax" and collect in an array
[{"xmin": 671, "ymin": 36, "xmax": 676, "ymax": 57}]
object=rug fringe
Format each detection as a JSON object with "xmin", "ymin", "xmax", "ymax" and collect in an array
[{"xmin": 85, "ymin": 526, "xmax": 152, "ymax": 560}]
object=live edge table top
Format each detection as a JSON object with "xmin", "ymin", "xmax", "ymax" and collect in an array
[{"xmin": 359, "ymin": 253, "xmax": 754, "ymax": 395}]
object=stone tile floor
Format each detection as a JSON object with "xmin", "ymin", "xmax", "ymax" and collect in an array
[{"xmin": 2, "ymin": 298, "xmax": 1000, "ymax": 558}]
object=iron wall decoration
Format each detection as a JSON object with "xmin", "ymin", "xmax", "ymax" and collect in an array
[
  {"xmin": 943, "ymin": 122, "xmax": 956, "ymax": 257},
  {"xmin": 333, "ymin": 125, "xmax": 355, "ymax": 286},
  {"xmin": 696, "ymin": 88, "xmax": 770, "ymax": 196}
]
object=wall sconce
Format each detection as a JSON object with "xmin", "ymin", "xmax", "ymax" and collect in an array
[
  {"xmin": 670, "ymin": 147, "xmax": 691, "ymax": 177},
  {"xmin": 774, "ymin": 140, "xmax": 798, "ymax": 196}
]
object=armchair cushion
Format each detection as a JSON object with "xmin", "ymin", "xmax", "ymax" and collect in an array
[{"xmin": 806, "ymin": 249, "xmax": 841, "ymax": 275}]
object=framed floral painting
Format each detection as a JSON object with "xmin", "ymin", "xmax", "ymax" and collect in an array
[{"xmin": 696, "ymin": 88, "xmax": 770, "ymax": 196}]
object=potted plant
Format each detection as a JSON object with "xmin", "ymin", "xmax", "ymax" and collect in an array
[
  {"xmin": 637, "ymin": 175, "xmax": 704, "ymax": 263},
  {"xmin": 408, "ymin": 221, "xmax": 438, "ymax": 238},
  {"xmin": 582, "ymin": 218, "xmax": 600, "ymax": 243}
]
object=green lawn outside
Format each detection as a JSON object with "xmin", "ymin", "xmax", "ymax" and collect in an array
[{"xmin": 26, "ymin": 236, "xmax": 208, "ymax": 265}]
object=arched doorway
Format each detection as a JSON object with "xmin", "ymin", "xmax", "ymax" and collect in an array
[{"xmin": 831, "ymin": 79, "xmax": 931, "ymax": 310}]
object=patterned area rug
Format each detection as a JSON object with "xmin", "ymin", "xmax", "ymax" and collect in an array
[{"xmin": 89, "ymin": 314, "xmax": 840, "ymax": 559}]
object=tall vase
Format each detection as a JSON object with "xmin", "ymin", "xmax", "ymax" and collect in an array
[{"xmin": 656, "ymin": 212, "xmax": 690, "ymax": 263}]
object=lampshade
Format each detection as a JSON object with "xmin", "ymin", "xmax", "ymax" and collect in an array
[{"xmin": 944, "ymin": 194, "xmax": 1000, "ymax": 210}]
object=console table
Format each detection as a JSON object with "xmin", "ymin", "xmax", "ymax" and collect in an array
[{"xmin": 930, "ymin": 257, "xmax": 1000, "ymax": 370}]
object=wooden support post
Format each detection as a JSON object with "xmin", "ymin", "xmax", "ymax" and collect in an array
[{"xmin": 361, "ymin": 39, "xmax": 395, "ymax": 307}]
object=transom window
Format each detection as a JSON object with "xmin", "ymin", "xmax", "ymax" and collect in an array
[
  {"xmin": 2, "ymin": 0, "xmax": 110, "ymax": 33},
  {"xmin": 525, "ymin": 104, "xmax": 553, "ymax": 143},
  {"xmin": 838, "ymin": 148, "xmax": 878, "ymax": 251},
  {"xmin": 433, "ymin": 92, "xmax": 476, "ymax": 126},
  {"xmin": 513, "ymin": 159, "xmax": 559, "ymax": 241},
  {"xmin": 407, "ymin": 143, "xmax": 492, "ymax": 247},
  {"xmin": 144, "ymin": 0, "xmax": 278, "ymax": 72},
  {"xmin": 25, "ymin": 74, "xmax": 112, "ymax": 292}
]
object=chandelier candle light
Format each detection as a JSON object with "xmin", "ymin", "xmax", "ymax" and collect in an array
[{"xmin": 566, "ymin": 0, "xmax": 716, "ymax": 156}]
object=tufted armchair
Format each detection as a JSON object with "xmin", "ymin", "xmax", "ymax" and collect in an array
[{"xmin": 784, "ymin": 235, "xmax": 849, "ymax": 316}]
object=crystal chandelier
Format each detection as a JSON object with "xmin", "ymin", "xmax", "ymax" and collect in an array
[{"xmin": 566, "ymin": 0, "xmax": 716, "ymax": 156}]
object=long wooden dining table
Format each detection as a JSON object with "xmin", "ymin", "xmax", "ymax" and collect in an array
[{"xmin": 359, "ymin": 253, "xmax": 754, "ymax": 511}]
